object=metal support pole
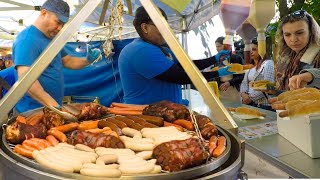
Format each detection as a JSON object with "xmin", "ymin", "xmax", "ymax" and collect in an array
[
  {"xmin": 0, "ymin": 0, "xmax": 102, "ymax": 124},
  {"xmin": 141, "ymin": 0, "xmax": 238, "ymax": 132}
]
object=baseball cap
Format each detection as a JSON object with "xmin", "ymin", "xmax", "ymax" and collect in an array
[{"xmin": 42, "ymin": 0, "xmax": 70, "ymax": 23}]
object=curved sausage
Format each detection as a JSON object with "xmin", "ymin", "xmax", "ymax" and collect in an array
[
  {"xmin": 14, "ymin": 144, "xmax": 33, "ymax": 159},
  {"xmin": 122, "ymin": 127, "xmax": 142, "ymax": 138},
  {"xmin": 32, "ymin": 150, "xmax": 74, "ymax": 173},
  {"xmin": 75, "ymin": 144, "xmax": 94, "ymax": 152},
  {"xmin": 126, "ymin": 116, "xmax": 158, "ymax": 128},
  {"xmin": 47, "ymin": 129, "xmax": 67, "ymax": 142},
  {"xmin": 46, "ymin": 135, "xmax": 59, "ymax": 146},
  {"xmin": 96, "ymin": 154, "xmax": 118, "ymax": 165},
  {"xmin": 98, "ymin": 120, "xmax": 122, "ymax": 135},
  {"xmin": 51, "ymin": 122, "xmax": 79, "ymax": 133},
  {"xmin": 80, "ymin": 168, "xmax": 121, "ymax": 177},
  {"xmin": 106, "ymin": 118, "xmax": 128, "ymax": 129}
]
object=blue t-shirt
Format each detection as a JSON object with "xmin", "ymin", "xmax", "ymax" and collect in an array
[
  {"xmin": 13, "ymin": 25, "xmax": 67, "ymax": 113},
  {"xmin": 0, "ymin": 66, "xmax": 16, "ymax": 95},
  {"xmin": 118, "ymin": 38, "xmax": 182, "ymax": 104}
]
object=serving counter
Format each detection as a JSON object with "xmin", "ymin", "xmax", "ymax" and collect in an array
[{"xmin": 186, "ymin": 89, "xmax": 319, "ymax": 178}]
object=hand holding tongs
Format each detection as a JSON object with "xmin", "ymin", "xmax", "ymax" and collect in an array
[{"xmin": 46, "ymin": 106, "xmax": 78, "ymax": 122}]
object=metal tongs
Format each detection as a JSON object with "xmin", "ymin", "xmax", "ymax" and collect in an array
[{"xmin": 46, "ymin": 106, "xmax": 78, "ymax": 122}]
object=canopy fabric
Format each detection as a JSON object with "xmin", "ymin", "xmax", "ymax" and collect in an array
[
  {"xmin": 0, "ymin": 0, "xmax": 221, "ymax": 40},
  {"xmin": 160, "ymin": 0, "xmax": 192, "ymax": 13}
]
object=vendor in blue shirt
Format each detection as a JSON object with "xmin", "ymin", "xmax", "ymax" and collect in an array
[
  {"xmin": 13, "ymin": 0, "xmax": 102, "ymax": 113},
  {"xmin": 118, "ymin": 6, "xmax": 234, "ymax": 105}
]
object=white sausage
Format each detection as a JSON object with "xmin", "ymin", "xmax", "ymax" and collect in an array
[
  {"xmin": 80, "ymin": 168, "xmax": 121, "ymax": 177},
  {"xmin": 57, "ymin": 143, "xmax": 75, "ymax": 149},
  {"xmin": 122, "ymin": 127, "xmax": 142, "ymax": 138},
  {"xmin": 118, "ymin": 160, "xmax": 150, "ymax": 167},
  {"xmin": 147, "ymin": 159, "xmax": 157, "ymax": 164},
  {"xmin": 117, "ymin": 156, "xmax": 144, "ymax": 164},
  {"xmin": 149, "ymin": 165, "xmax": 162, "ymax": 174},
  {"xmin": 135, "ymin": 151, "xmax": 153, "ymax": 160},
  {"xmin": 124, "ymin": 141, "xmax": 155, "ymax": 151},
  {"xmin": 59, "ymin": 148, "xmax": 96, "ymax": 163},
  {"xmin": 82, "ymin": 163, "xmax": 119, "ymax": 169},
  {"xmin": 96, "ymin": 154, "xmax": 118, "ymax": 165},
  {"xmin": 119, "ymin": 136, "xmax": 154, "ymax": 144},
  {"xmin": 41, "ymin": 149, "xmax": 82, "ymax": 172},
  {"xmin": 141, "ymin": 126, "xmax": 177, "ymax": 133},
  {"xmin": 75, "ymin": 144, "xmax": 94, "ymax": 152},
  {"xmin": 32, "ymin": 150, "xmax": 74, "ymax": 173}
]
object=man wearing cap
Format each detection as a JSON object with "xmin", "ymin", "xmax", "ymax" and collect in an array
[{"xmin": 13, "ymin": 0, "xmax": 102, "ymax": 113}]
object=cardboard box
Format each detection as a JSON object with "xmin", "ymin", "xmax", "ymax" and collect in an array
[{"xmin": 277, "ymin": 111, "xmax": 320, "ymax": 158}]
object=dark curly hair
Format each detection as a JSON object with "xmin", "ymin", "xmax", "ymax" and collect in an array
[{"xmin": 133, "ymin": 6, "xmax": 167, "ymax": 39}]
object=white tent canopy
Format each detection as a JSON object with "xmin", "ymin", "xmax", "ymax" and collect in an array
[{"xmin": 0, "ymin": 0, "xmax": 226, "ymax": 58}]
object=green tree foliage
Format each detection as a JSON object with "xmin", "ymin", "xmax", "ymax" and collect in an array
[{"xmin": 267, "ymin": 0, "xmax": 320, "ymax": 37}]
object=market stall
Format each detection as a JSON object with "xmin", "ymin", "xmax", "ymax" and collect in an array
[{"xmin": 187, "ymin": 89, "xmax": 319, "ymax": 179}]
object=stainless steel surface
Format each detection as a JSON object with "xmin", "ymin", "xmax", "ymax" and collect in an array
[
  {"xmin": 187, "ymin": 89, "xmax": 316, "ymax": 178},
  {"xmin": 0, "ymin": 0, "xmax": 102, "ymax": 124},
  {"xmin": 140, "ymin": 0, "xmax": 238, "ymax": 131},
  {"xmin": 0, "ymin": 108, "xmax": 238, "ymax": 180}
]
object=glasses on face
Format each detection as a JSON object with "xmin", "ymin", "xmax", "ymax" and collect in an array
[{"xmin": 281, "ymin": 10, "xmax": 307, "ymax": 22}]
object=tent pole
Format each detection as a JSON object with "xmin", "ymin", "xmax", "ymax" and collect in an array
[
  {"xmin": 99, "ymin": 0, "xmax": 110, "ymax": 25},
  {"xmin": 180, "ymin": 17, "xmax": 191, "ymax": 107},
  {"xmin": 0, "ymin": 0, "xmax": 103, "ymax": 124},
  {"xmin": 141, "ymin": 0, "xmax": 238, "ymax": 133}
]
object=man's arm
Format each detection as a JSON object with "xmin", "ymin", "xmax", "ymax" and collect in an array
[
  {"xmin": 62, "ymin": 55, "xmax": 89, "ymax": 69},
  {"xmin": 16, "ymin": 66, "xmax": 59, "ymax": 107}
]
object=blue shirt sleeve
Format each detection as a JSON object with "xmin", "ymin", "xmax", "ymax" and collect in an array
[
  {"xmin": 14, "ymin": 40, "xmax": 41, "ymax": 67},
  {"xmin": 132, "ymin": 45, "xmax": 174, "ymax": 79}
]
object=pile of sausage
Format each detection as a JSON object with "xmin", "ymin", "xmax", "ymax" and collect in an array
[{"xmin": 7, "ymin": 101, "xmax": 227, "ymax": 177}]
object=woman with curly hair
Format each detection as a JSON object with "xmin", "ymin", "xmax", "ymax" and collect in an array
[{"xmin": 275, "ymin": 10, "xmax": 320, "ymax": 90}]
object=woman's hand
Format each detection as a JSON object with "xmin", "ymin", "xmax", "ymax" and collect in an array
[
  {"xmin": 220, "ymin": 82, "xmax": 230, "ymax": 91},
  {"xmin": 288, "ymin": 72, "xmax": 313, "ymax": 90},
  {"xmin": 241, "ymin": 93, "xmax": 252, "ymax": 104}
]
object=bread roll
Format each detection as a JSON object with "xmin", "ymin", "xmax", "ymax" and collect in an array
[
  {"xmin": 279, "ymin": 100, "xmax": 320, "ymax": 118},
  {"xmin": 228, "ymin": 63, "xmax": 243, "ymax": 72}
]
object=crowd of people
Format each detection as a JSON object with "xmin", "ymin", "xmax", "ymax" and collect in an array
[{"xmin": 1, "ymin": 0, "xmax": 319, "ymax": 114}]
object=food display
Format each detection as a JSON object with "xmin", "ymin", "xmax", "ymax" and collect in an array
[
  {"xmin": 250, "ymin": 80, "xmax": 275, "ymax": 90},
  {"xmin": 227, "ymin": 107, "xmax": 266, "ymax": 120},
  {"xmin": 4, "ymin": 101, "xmax": 229, "ymax": 178},
  {"xmin": 269, "ymin": 88, "xmax": 320, "ymax": 118}
]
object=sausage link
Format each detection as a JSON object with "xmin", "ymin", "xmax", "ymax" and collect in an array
[
  {"xmin": 47, "ymin": 129, "xmax": 67, "ymax": 142},
  {"xmin": 98, "ymin": 120, "xmax": 122, "ymax": 135}
]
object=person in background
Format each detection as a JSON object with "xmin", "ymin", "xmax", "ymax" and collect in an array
[
  {"xmin": 275, "ymin": 10, "xmax": 320, "ymax": 90},
  {"xmin": 4, "ymin": 55, "xmax": 14, "ymax": 68},
  {"xmin": 13, "ymin": 0, "xmax": 102, "ymax": 113},
  {"xmin": 213, "ymin": 37, "xmax": 244, "ymax": 102},
  {"xmin": 0, "ymin": 56, "xmax": 15, "ymax": 97},
  {"xmin": 0, "ymin": 58, "xmax": 5, "ymax": 70},
  {"xmin": 240, "ymin": 38, "xmax": 274, "ymax": 111},
  {"xmin": 118, "ymin": 6, "xmax": 234, "ymax": 105},
  {"xmin": 288, "ymin": 69, "xmax": 320, "ymax": 89}
]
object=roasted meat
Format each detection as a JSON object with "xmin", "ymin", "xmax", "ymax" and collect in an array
[
  {"xmin": 42, "ymin": 107, "xmax": 64, "ymax": 129},
  {"xmin": 75, "ymin": 103, "xmax": 109, "ymax": 121},
  {"xmin": 143, "ymin": 100, "xmax": 190, "ymax": 122},
  {"xmin": 194, "ymin": 115, "xmax": 218, "ymax": 140},
  {"xmin": 5, "ymin": 121, "xmax": 47, "ymax": 144},
  {"xmin": 68, "ymin": 130, "xmax": 125, "ymax": 149},
  {"xmin": 153, "ymin": 138, "xmax": 208, "ymax": 172}
]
